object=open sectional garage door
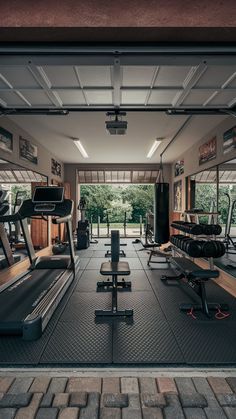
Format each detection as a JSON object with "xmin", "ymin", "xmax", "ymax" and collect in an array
[{"xmin": 0, "ymin": 45, "xmax": 236, "ymax": 115}]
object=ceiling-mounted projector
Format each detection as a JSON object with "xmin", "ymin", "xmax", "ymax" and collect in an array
[{"xmin": 105, "ymin": 110, "xmax": 127, "ymax": 135}]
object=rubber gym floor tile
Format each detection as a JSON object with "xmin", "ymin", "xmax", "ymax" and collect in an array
[
  {"xmin": 139, "ymin": 256, "xmax": 170, "ymax": 270},
  {"xmin": 137, "ymin": 249, "xmax": 152, "ymax": 258},
  {"xmin": 40, "ymin": 322, "xmax": 112, "ymax": 364},
  {"xmin": 40, "ymin": 292, "xmax": 112, "ymax": 363},
  {"xmin": 122, "ymin": 258, "xmax": 143, "ymax": 270},
  {"xmin": 76, "ymin": 249, "xmax": 94, "ymax": 258},
  {"xmin": 86, "ymin": 258, "xmax": 109, "ymax": 269},
  {"xmin": 78, "ymin": 257, "xmax": 91, "ymax": 270},
  {"xmin": 75, "ymin": 269, "xmax": 152, "ymax": 292},
  {"xmin": 92, "ymin": 250, "xmax": 138, "ymax": 258},
  {"xmin": 113, "ymin": 291, "xmax": 184, "ymax": 364},
  {"xmin": 147, "ymin": 269, "xmax": 236, "ymax": 364}
]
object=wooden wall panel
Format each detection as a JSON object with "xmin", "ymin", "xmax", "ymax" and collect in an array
[{"xmin": 31, "ymin": 182, "xmax": 48, "ymax": 249}]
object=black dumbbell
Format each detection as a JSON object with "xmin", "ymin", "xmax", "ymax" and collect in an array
[
  {"xmin": 185, "ymin": 239, "xmax": 203, "ymax": 257},
  {"xmin": 201, "ymin": 240, "xmax": 225, "ymax": 258}
]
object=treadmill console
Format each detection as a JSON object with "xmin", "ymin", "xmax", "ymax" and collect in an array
[
  {"xmin": 34, "ymin": 203, "xmax": 56, "ymax": 212},
  {"xmin": 32, "ymin": 187, "xmax": 65, "ymax": 213}
]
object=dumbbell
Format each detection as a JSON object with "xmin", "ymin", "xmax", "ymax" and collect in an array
[
  {"xmin": 181, "ymin": 238, "xmax": 202, "ymax": 257},
  {"xmin": 201, "ymin": 240, "xmax": 225, "ymax": 258},
  {"xmin": 200, "ymin": 224, "xmax": 222, "ymax": 236},
  {"xmin": 170, "ymin": 234, "xmax": 185, "ymax": 248},
  {"xmin": 185, "ymin": 224, "xmax": 203, "ymax": 235}
]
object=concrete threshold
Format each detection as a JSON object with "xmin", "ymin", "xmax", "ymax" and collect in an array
[{"xmin": 0, "ymin": 367, "xmax": 236, "ymax": 378}]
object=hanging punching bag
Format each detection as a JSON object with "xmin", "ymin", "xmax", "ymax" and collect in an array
[{"xmin": 154, "ymin": 183, "xmax": 169, "ymax": 244}]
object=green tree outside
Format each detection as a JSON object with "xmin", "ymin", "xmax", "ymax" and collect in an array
[{"xmin": 80, "ymin": 184, "xmax": 154, "ymax": 223}]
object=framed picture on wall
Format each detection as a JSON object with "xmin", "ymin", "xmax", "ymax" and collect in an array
[
  {"xmin": 174, "ymin": 159, "xmax": 184, "ymax": 177},
  {"xmin": 223, "ymin": 126, "xmax": 236, "ymax": 154},
  {"xmin": 0, "ymin": 127, "xmax": 13, "ymax": 153},
  {"xmin": 51, "ymin": 158, "xmax": 62, "ymax": 177},
  {"xmin": 19, "ymin": 136, "xmax": 38, "ymax": 164},
  {"xmin": 174, "ymin": 180, "xmax": 182, "ymax": 211},
  {"xmin": 199, "ymin": 136, "xmax": 217, "ymax": 165}
]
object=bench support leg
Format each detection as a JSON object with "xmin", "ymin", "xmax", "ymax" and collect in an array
[
  {"xmin": 162, "ymin": 275, "xmax": 229, "ymax": 318},
  {"xmin": 95, "ymin": 274, "xmax": 133, "ymax": 317}
]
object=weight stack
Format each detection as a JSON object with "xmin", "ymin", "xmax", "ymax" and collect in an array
[
  {"xmin": 154, "ymin": 183, "xmax": 170, "ymax": 244},
  {"xmin": 77, "ymin": 220, "xmax": 90, "ymax": 249}
]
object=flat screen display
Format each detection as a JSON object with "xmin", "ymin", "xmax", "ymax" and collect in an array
[{"xmin": 32, "ymin": 187, "xmax": 64, "ymax": 203}]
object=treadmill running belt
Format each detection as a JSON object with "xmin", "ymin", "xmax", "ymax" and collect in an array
[{"xmin": 0, "ymin": 269, "xmax": 64, "ymax": 323}]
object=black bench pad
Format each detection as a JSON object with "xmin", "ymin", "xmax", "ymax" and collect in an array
[
  {"xmin": 172, "ymin": 257, "xmax": 219, "ymax": 280},
  {"xmin": 100, "ymin": 261, "xmax": 130, "ymax": 276}
]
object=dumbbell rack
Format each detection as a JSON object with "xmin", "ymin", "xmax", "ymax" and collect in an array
[{"xmin": 170, "ymin": 221, "xmax": 225, "ymax": 269}]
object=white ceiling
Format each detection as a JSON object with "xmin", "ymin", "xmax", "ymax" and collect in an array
[
  {"xmin": 9, "ymin": 112, "xmax": 227, "ymax": 163},
  {"xmin": 0, "ymin": 52, "xmax": 235, "ymax": 164}
]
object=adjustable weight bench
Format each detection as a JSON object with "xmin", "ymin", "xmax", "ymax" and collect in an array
[
  {"xmin": 161, "ymin": 257, "xmax": 229, "ymax": 318},
  {"xmin": 104, "ymin": 240, "xmax": 126, "ymax": 257},
  {"xmin": 95, "ymin": 230, "xmax": 133, "ymax": 317}
]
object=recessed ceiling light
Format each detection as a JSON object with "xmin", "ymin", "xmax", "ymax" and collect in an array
[
  {"xmin": 73, "ymin": 139, "xmax": 89, "ymax": 159},
  {"xmin": 146, "ymin": 138, "xmax": 163, "ymax": 159}
]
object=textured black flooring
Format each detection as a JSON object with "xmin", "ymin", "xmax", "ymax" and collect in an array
[{"xmin": 0, "ymin": 238, "xmax": 235, "ymax": 365}]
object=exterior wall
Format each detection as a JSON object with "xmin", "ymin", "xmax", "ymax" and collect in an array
[
  {"xmin": 0, "ymin": 117, "xmax": 64, "ymax": 184},
  {"xmin": 170, "ymin": 115, "xmax": 236, "ymax": 213}
]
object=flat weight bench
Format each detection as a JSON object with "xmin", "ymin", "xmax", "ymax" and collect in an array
[
  {"xmin": 95, "ymin": 230, "xmax": 133, "ymax": 317},
  {"xmin": 161, "ymin": 257, "xmax": 229, "ymax": 318}
]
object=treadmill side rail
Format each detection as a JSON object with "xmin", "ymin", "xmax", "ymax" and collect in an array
[{"xmin": 23, "ymin": 256, "xmax": 79, "ymax": 340}]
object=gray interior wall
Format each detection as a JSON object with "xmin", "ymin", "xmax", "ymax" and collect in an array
[
  {"xmin": 0, "ymin": 116, "xmax": 64, "ymax": 183},
  {"xmin": 170, "ymin": 116, "xmax": 236, "ymax": 212}
]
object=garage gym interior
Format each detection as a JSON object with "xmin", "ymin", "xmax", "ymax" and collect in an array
[{"xmin": 0, "ymin": 2, "xmax": 236, "ymax": 418}]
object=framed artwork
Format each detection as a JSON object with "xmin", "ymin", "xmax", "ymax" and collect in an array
[
  {"xmin": 174, "ymin": 180, "xmax": 182, "ymax": 211},
  {"xmin": 223, "ymin": 126, "xmax": 236, "ymax": 154},
  {"xmin": 0, "ymin": 127, "xmax": 13, "ymax": 153},
  {"xmin": 19, "ymin": 136, "xmax": 38, "ymax": 164},
  {"xmin": 199, "ymin": 136, "xmax": 217, "ymax": 165},
  {"xmin": 51, "ymin": 158, "xmax": 62, "ymax": 177},
  {"xmin": 174, "ymin": 159, "xmax": 184, "ymax": 177}
]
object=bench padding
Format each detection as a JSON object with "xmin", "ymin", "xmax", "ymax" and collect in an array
[
  {"xmin": 100, "ymin": 261, "xmax": 130, "ymax": 276},
  {"xmin": 172, "ymin": 257, "xmax": 219, "ymax": 280}
]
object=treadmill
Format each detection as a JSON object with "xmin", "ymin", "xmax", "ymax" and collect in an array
[{"xmin": 0, "ymin": 186, "xmax": 79, "ymax": 340}]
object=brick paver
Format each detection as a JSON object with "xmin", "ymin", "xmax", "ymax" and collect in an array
[
  {"xmin": 103, "ymin": 377, "xmax": 120, "ymax": 393},
  {"xmin": 156, "ymin": 377, "xmax": 178, "ymax": 394},
  {"xmin": 139, "ymin": 378, "xmax": 157, "ymax": 393},
  {"xmin": 7, "ymin": 378, "xmax": 33, "ymax": 394},
  {"xmin": 29, "ymin": 377, "xmax": 51, "ymax": 393},
  {"xmin": 0, "ymin": 377, "xmax": 15, "ymax": 393},
  {"xmin": 40, "ymin": 392, "xmax": 54, "ymax": 407},
  {"xmin": 67, "ymin": 377, "xmax": 102, "ymax": 393},
  {"xmin": 121, "ymin": 378, "xmax": 139, "ymax": 393},
  {"xmin": 142, "ymin": 407, "xmax": 164, "ymax": 419},
  {"xmin": 58, "ymin": 407, "xmax": 79, "ymax": 419},
  {"xmin": 0, "ymin": 408, "xmax": 16, "ymax": 419},
  {"xmin": 226, "ymin": 378, "xmax": 236, "ymax": 393},
  {"xmin": 103, "ymin": 393, "xmax": 128, "ymax": 408},
  {"xmin": 207, "ymin": 378, "xmax": 233, "ymax": 395},
  {"xmin": 184, "ymin": 407, "xmax": 207, "ymax": 419},
  {"xmin": 52, "ymin": 392, "xmax": 69, "ymax": 407},
  {"xmin": 47, "ymin": 377, "xmax": 68, "ymax": 393},
  {"xmin": 15, "ymin": 393, "xmax": 43, "ymax": 419},
  {"xmin": 0, "ymin": 375, "xmax": 233, "ymax": 418}
]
